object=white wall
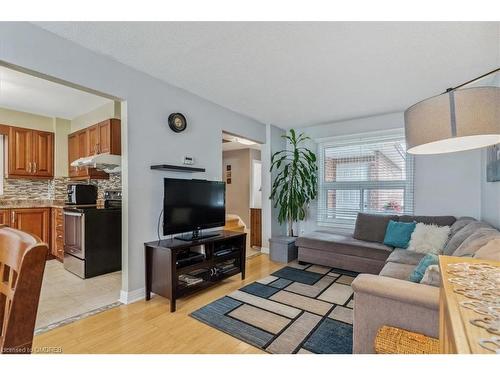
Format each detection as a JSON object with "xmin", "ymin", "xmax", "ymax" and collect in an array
[
  {"xmin": 0, "ymin": 23, "xmax": 266, "ymax": 299},
  {"xmin": 481, "ymin": 149, "xmax": 500, "ymax": 228},
  {"xmin": 294, "ymin": 112, "xmax": 483, "ymax": 235}
]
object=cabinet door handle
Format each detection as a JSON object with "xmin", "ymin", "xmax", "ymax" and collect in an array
[{"xmin": 11, "ymin": 211, "xmax": 15, "ymax": 224}]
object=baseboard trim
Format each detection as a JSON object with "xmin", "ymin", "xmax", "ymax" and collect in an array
[
  {"xmin": 119, "ymin": 288, "xmax": 145, "ymax": 304},
  {"xmin": 260, "ymin": 247, "xmax": 270, "ymax": 254}
]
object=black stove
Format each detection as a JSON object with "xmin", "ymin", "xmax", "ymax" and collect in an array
[{"xmin": 63, "ymin": 189, "xmax": 122, "ymax": 279}]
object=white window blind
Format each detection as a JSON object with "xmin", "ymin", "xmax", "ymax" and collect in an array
[{"xmin": 317, "ymin": 130, "xmax": 414, "ymax": 230}]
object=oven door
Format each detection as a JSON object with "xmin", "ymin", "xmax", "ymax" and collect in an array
[{"xmin": 64, "ymin": 210, "xmax": 86, "ymax": 278}]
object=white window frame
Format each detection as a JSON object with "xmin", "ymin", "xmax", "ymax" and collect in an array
[{"xmin": 317, "ymin": 129, "xmax": 414, "ymax": 231}]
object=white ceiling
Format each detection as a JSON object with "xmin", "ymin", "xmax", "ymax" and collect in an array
[
  {"xmin": 222, "ymin": 132, "xmax": 261, "ymax": 151},
  {"xmin": 0, "ymin": 65, "xmax": 112, "ymax": 119},
  {"xmin": 34, "ymin": 22, "xmax": 500, "ymax": 127}
]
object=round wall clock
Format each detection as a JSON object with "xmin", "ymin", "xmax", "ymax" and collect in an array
[{"xmin": 168, "ymin": 113, "xmax": 187, "ymax": 133}]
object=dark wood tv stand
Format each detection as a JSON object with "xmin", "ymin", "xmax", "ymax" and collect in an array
[{"xmin": 144, "ymin": 230, "xmax": 246, "ymax": 312}]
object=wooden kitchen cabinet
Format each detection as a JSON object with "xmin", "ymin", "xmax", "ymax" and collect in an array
[
  {"xmin": 68, "ymin": 132, "xmax": 79, "ymax": 177},
  {"xmin": 97, "ymin": 119, "xmax": 121, "ymax": 155},
  {"xmin": 11, "ymin": 208, "xmax": 51, "ymax": 245},
  {"xmin": 51, "ymin": 208, "xmax": 64, "ymax": 261},
  {"xmin": 0, "ymin": 209, "xmax": 11, "ymax": 226},
  {"xmin": 32, "ymin": 130, "xmax": 54, "ymax": 177},
  {"xmin": 7, "ymin": 126, "xmax": 54, "ymax": 179},
  {"xmin": 68, "ymin": 128, "xmax": 109, "ymax": 180},
  {"xmin": 67, "ymin": 119, "xmax": 120, "ymax": 180}
]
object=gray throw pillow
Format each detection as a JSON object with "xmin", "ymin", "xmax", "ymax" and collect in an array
[
  {"xmin": 398, "ymin": 215, "xmax": 456, "ymax": 227},
  {"xmin": 443, "ymin": 221, "xmax": 491, "ymax": 256},
  {"xmin": 453, "ymin": 228, "xmax": 500, "ymax": 257},
  {"xmin": 353, "ymin": 213, "xmax": 398, "ymax": 243}
]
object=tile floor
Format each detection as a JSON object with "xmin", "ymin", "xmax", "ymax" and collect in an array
[{"xmin": 35, "ymin": 260, "xmax": 121, "ymax": 330}]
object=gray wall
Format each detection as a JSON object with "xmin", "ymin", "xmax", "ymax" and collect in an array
[
  {"xmin": 294, "ymin": 112, "xmax": 483, "ymax": 235},
  {"xmin": 0, "ymin": 23, "xmax": 266, "ymax": 297}
]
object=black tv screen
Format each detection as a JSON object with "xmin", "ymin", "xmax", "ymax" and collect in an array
[{"xmin": 163, "ymin": 178, "xmax": 226, "ymax": 235}]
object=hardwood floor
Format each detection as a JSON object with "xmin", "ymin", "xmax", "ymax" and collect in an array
[{"xmin": 33, "ymin": 253, "xmax": 282, "ymax": 354}]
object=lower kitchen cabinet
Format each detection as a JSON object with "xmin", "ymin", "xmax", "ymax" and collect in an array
[
  {"xmin": 11, "ymin": 208, "xmax": 51, "ymax": 246},
  {"xmin": 0, "ymin": 209, "xmax": 11, "ymax": 226},
  {"xmin": 51, "ymin": 208, "xmax": 65, "ymax": 261}
]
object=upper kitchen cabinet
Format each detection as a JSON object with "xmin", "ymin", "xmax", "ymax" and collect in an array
[
  {"xmin": 6, "ymin": 126, "xmax": 54, "ymax": 179},
  {"xmin": 68, "ymin": 121, "xmax": 119, "ymax": 180},
  {"xmin": 86, "ymin": 119, "xmax": 121, "ymax": 156},
  {"xmin": 98, "ymin": 119, "xmax": 121, "ymax": 155}
]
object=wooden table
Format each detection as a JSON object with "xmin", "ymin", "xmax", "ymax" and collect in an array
[{"xmin": 439, "ymin": 255, "xmax": 500, "ymax": 354}]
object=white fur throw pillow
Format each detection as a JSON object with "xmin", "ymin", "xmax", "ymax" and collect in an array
[
  {"xmin": 420, "ymin": 265, "xmax": 441, "ymax": 287},
  {"xmin": 407, "ymin": 223, "xmax": 450, "ymax": 254}
]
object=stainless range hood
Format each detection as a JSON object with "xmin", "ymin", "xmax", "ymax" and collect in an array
[{"xmin": 71, "ymin": 154, "xmax": 121, "ymax": 173}]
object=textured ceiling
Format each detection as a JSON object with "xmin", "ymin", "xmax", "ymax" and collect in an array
[
  {"xmin": 0, "ymin": 65, "xmax": 112, "ymax": 119},
  {"xmin": 34, "ymin": 22, "xmax": 500, "ymax": 127}
]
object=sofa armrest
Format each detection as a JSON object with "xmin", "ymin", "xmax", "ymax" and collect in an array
[{"xmin": 351, "ymin": 274, "xmax": 440, "ymax": 353}]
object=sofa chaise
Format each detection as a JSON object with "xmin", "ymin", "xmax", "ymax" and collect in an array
[{"xmin": 296, "ymin": 213, "xmax": 500, "ymax": 353}]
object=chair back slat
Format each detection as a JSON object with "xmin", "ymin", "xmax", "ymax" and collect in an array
[{"xmin": 0, "ymin": 226, "xmax": 48, "ymax": 354}]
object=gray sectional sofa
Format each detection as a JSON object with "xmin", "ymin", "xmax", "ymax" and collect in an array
[
  {"xmin": 295, "ymin": 213, "xmax": 500, "ymax": 353},
  {"xmin": 296, "ymin": 213, "xmax": 456, "ymax": 274}
]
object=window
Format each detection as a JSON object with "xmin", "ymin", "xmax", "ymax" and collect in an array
[{"xmin": 317, "ymin": 130, "xmax": 414, "ymax": 230}]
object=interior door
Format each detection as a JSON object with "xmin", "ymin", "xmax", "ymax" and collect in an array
[
  {"xmin": 8, "ymin": 127, "xmax": 32, "ymax": 177},
  {"xmin": 32, "ymin": 130, "xmax": 54, "ymax": 177}
]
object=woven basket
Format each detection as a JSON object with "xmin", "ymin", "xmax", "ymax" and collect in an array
[{"xmin": 375, "ymin": 326, "xmax": 440, "ymax": 354}]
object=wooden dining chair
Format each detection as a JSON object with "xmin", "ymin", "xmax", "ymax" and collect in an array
[{"xmin": 0, "ymin": 225, "xmax": 48, "ymax": 354}]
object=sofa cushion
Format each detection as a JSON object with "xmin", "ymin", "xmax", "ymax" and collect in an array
[
  {"xmin": 398, "ymin": 215, "xmax": 456, "ymax": 227},
  {"xmin": 353, "ymin": 213, "xmax": 398, "ymax": 243},
  {"xmin": 296, "ymin": 230, "xmax": 393, "ymax": 261},
  {"xmin": 386, "ymin": 249, "xmax": 427, "ymax": 265},
  {"xmin": 443, "ymin": 221, "xmax": 492, "ymax": 255},
  {"xmin": 379, "ymin": 262, "xmax": 416, "ymax": 280},
  {"xmin": 474, "ymin": 238, "xmax": 500, "ymax": 261},
  {"xmin": 453, "ymin": 227, "xmax": 500, "ymax": 257},
  {"xmin": 449, "ymin": 217, "xmax": 477, "ymax": 238}
]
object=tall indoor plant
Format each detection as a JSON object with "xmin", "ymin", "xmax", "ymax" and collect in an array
[{"xmin": 270, "ymin": 129, "xmax": 318, "ymax": 237}]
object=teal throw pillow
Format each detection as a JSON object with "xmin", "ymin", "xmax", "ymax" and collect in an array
[
  {"xmin": 383, "ymin": 220, "xmax": 416, "ymax": 248},
  {"xmin": 408, "ymin": 253, "xmax": 439, "ymax": 283}
]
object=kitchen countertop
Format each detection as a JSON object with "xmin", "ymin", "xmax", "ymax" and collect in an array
[{"xmin": 0, "ymin": 200, "xmax": 67, "ymax": 209}]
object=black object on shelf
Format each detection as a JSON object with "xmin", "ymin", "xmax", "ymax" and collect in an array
[
  {"xmin": 150, "ymin": 164, "xmax": 205, "ymax": 173},
  {"xmin": 176, "ymin": 251, "xmax": 205, "ymax": 268}
]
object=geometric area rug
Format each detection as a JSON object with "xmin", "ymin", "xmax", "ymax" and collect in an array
[{"xmin": 190, "ymin": 262, "xmax": 358, "ymax": 354}]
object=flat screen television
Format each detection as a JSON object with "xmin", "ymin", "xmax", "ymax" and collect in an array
[{"xmin": 163, "ymin": 178, "xmax": 226, "ymax": 241}]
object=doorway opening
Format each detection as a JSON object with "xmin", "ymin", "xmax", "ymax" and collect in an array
[
  {"xmin": 0, "ymin": 63, "xmax": 124, "ymax": 333},
  {"xmin": 221, "ymin": 132, "xmax": 263, "ymax": 258}
]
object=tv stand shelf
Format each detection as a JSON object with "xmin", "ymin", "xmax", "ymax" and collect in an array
[{"xmin": 144, "ymin": 230, "xmax": 247, "ymax": 312}]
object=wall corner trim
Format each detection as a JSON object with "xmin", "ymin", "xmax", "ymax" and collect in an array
[{"xmin": 119, "ymin": 288, "xmax": 145, "ymax": 304}]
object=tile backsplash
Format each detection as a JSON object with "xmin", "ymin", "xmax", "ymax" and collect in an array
[{"xmin": 1, "ymin": 173, "xmax": 121, "ymax": 201}]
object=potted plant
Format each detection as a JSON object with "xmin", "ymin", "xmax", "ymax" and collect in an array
[{"xmin": 269, "ymin": 130, "xmax": 318, "ymax": 262}]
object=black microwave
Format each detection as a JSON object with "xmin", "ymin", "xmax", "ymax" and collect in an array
[{"xmin": 67, "ymin": 184, "xmax": 97, "ymax": 205}]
